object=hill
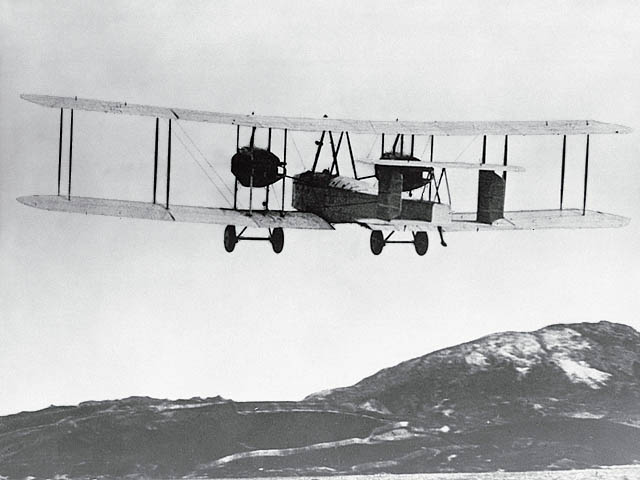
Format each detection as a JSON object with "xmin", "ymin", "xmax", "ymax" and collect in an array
[{"xmin": 1, "ymin": 321, "xmax": 639, "ymax": 478}]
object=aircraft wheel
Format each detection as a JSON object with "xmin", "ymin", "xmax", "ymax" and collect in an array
[
  {"xmin": 270, "ymin": 227, "xmax": 284, "ymax": 254},
  {"xmin": 224, "ymin": 225, "xmax": 237, "ymax": 252},
  {"xmin": 370, "ymin": 230, "xmax": 384, "ymax": 255},
  {"xmin": 414, "ymin": 231, "xmax": 429, "ymax": 256}
]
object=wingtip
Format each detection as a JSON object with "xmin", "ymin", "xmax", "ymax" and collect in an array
[
  {"xmin": 20, "ymin": 93, "xmax": 41, "ymax": 104},
  {"xmin": 16, "ymin": 195, "xmax": 36, "ymax": 207},
  {"xmin": 601, "ymin": 120, "xmax": 633, "ymax": 134}
]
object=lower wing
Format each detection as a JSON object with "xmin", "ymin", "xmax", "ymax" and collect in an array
[
  {"xmin": 17, "ymin": 196, "xmax": 629, "ymax": 233},
  {"xmin": 17, "ymin": 195, "xmax": 334, "ymax": 230},
  {"xmin": 358, "ymin": 209, "xmax": 630, "ymax": 232}
]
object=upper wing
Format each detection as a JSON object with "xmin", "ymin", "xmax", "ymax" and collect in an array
[
  {"xmin": 21, "ymin": 94, "xmax": 632, "ymax": 136},
  {"xmin": 358, "ymin": 209, "xmax": 630, "ymax": 232},
  {"xmin": 17, "ymin": 195, "xmax": 334, "ymax": 230}
]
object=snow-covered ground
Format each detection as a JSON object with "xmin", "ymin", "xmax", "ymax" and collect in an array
[
  {"xmin": 460, "ymin": 327, "xmax": 612, "ymax": 388},
  {"xmin": 213, "ymin": 466, "xmax": 640, "ymax": 480}
]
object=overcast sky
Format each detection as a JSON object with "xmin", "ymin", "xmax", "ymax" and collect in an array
[{"xmin": 1, "ymin": 0, "xmax": 639, "ymax": 416}]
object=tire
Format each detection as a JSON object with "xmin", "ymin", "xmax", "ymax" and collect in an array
[
  {"xmin": 270, "ymin": 227, "xmax": 284, "ymax": 254},
  {"xmin": 224, "ymin": 225, "xmax": 237, "ymax": 252},
  {"xmin": 370, "ymin": 230, "xmax": 384, "ymax": 255},
  {"xmin": 414, "ymin": 231, "xmax": 429, "ymax": 256}
]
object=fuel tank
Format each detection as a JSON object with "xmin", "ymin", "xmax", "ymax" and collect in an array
[
  {"xmin": 376, "ymin": 152, "xmax": 431, "ymax": 192},
  {"xmin": 231, "ymin": 147, "xmax": 283, "ymax": 187}
]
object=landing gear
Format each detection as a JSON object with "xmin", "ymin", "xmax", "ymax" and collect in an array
[
  {"xmin": 223, "ymin": 225, "xmax": 285, "ymax": 253},
  {"xmin": 270, "ymin": 227, "xmax": 284, "ymax": 254},
  {"xmin": 370, "ymin": 230, "xmax": 385, "ymax": 255},
  {"xmin": 224, "ymin": 225, "xmax": 237, "ymax": 252},
  {"xmin": 369, "ymin": 230, "xmax": 435, "ymax": 256},
  {"xmin": 413, "ymin": 231, "xmax": 429, "ymax": 256}
]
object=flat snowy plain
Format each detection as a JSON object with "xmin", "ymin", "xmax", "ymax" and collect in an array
[{"xmin": 200, "ymin": 467, "xmax": 640, "ymax": 480}]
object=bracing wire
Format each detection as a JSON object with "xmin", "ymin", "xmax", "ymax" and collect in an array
[
  {"xmin": 453, "ymin": 135, "xmax": 479, "ymax": 162},
  {"xmin": 421, "ymin": 137, "xmax": 430, "ymax": 158},
  {"xmin": 173, "ymin": 130, "xmax": 232, "ymax": 207},
  {"xmin": 173, "ymin": 121, "xmax": 235, "ymax": 199},
  {"xmin": 269, "ymin": 183, "xmax": 281, "ymax": 210},
  {"xmin": 168, "ymin": 121, "xmax": 233, "ymax": 207},
  {"xmin": 289, "ymin": 133, "xmax": 307, "ymax": 170},
  {"xmin": 365, "ymin": 135, "xmax": 377, "ymax": 159},
  {"xmin": 444, "ymin": 169, "xmax": 452, "ymax": 205}
]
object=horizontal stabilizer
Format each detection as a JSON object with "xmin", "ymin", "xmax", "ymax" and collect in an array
[
  {"xmin": 366, "ymin": 159, "xmax": 525, "ymax": 172},
  {"xmin": 17, "ymin": 196, "xmax": 334, "ymax": 230}
]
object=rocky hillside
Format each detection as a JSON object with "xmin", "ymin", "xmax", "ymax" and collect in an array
[
  {"xmin": 307, "ymin": 321, "xmax": 640, "ymax": 428},
  {"xmin": 1, "ymin": 321, "xmax": 639, "ymax": 478}
]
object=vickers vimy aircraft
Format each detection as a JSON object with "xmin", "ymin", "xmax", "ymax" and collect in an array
[{"xmin": 18, "ymin": 94, "xmax": 631, "ymax": 255}]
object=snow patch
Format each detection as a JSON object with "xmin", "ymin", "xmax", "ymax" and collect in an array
[
  {"xmin": 152, "ymin": 402, "xmax": 219, "ymax": 411},
  {"xmin": 466, "ymin": 332, "xmax": 544, "ymax": 373},
  {"xmin": 541, "ymin": 327, "xmax": 590, "ymax": 352},
  {"xmin": 462, "ymin": 327, "xmax": 608, "ymax": 388},
  {"xmin": 542, "ymin": 329, "xmax": 608, "ymax": 387},
  {"xmin": 308, "ymin": 389, "xmax": 333, "ymax": 400},
  {"xmin": 567, "ymin": 411, "xmax": 605, "ymax": 419},
  {"xmin": 358, "ymin": 400, "xmax": 390, "ymax": 414},
  {"xmin": 553, "ymin": 355, "xmax": 611, "ymax": 388},
  {"xmin": 373, "ymin": 428, "xmax": 416, "ymax": 441},
  {"xmin": 465, "ymin": 351, "xmax": 489, "ymax": 367}
]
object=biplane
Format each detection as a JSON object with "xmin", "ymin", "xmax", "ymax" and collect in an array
[{"xmin": 18, "ymin": 94, "xmax": 631, "ymax": 255}]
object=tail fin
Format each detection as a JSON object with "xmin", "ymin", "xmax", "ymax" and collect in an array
[
  {"xmin": 376, "ymin": 167, "xmax": 403, "ymax": 220},
  {"xmin": 476, "ymin": 170, "xmax": 505, "ymax": 224}
]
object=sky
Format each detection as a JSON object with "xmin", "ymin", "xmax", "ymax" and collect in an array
[{"xmin": 1, "ymin": 0, "xmax": 639, "ymax": 416}]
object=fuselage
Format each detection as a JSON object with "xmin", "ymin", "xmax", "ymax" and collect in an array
[{"xmin": 292, "ymin": 170, "xmax": 449, "ymax": 224}]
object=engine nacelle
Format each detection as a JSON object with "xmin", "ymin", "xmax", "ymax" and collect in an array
[{"xmin": 231, "ymin": 147, "xmax": 283, "ymax": 187}]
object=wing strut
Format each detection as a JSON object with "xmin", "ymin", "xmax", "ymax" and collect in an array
[
  {"xmin": 234, "ymin": 126, "xmax": 240, "ymax": 209},
  {"xmin": 67, "ymin": 109, "xmax": 74, "ymax": 200},
  {"xmin": 583, "ymin": 134, "xmax": 590, "ymax": 215},
  {"xmin": 560, "ymin": 134, "xmax": 567, "ymax": 210},
  {"xmin": 429, "ymin": 135, "xmax": 434, "ymax": 162},
  {"xmin": 328, "ymin": 131, "xmax": 343, "ymax": 175},
  {"xmin": 57, "ymin": 108, "xmax": 63, "ymax": 196},
  {"xmin": 311, "ymin": 131, "xmax": 325, "ymax": 172},
  {"xmin": 153, "ymin": 117, "xmax": 159, "ymax": 204},
  {"xmin": 282, "ymin": 129, "xmax": 287, "ymax": 215},
  {"xmin": 266, "ymin": 128, "xmax": 272, "ymax": 209},
  {"xmin": 165, "ymin": 119, "xmax": 172, "ymax": 210},
  {"xmin": 346, "ymin": 132, "xmax": 358, "ymax": 179},
  {"xmin": 502, "ymin": 135, "xmax": 508, "ymax": 182}
]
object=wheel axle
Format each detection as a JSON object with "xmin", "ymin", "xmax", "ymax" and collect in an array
[
  {"xmin": 223, "ymin": 226, "xmax": 284, "ymax": 254},
  {"xmin": 369, "ymin": 230, "xmax": 431, "ymax": 256}
]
